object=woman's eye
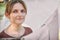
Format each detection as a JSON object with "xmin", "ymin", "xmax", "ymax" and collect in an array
[
  {"xmin": 21, "ymin": 10, "xmax": 25, "ymax": 13},
  {"xmin": 13, "ymin": 10, "xmax": 18, "ymax": 13}
]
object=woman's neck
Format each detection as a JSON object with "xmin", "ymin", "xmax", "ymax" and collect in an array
[{"xmin": 7, "ymin": 23, "xmax": 22, "ymax": 32}]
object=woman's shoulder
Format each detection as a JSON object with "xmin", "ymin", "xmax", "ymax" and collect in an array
[
  {"xmin": 0, "ymin": 31, "xmax": 4, "ymax": 35},
  {"xmin": 24, "ymin": 27, "xmax": 32, "ymax": 36},
  {"xmin": 0, "ymin": 30, "xmax": 13, "ymax": 38},
  {"xmin": 0, "ymin": 31, "xmax": 5, "ymax": 38}
]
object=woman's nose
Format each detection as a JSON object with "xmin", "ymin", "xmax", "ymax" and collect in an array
[
  {"xmin": 17, "ymin": 12, "xmax": 24, "ymax": 18},
  {"xmin": 18, "ymin": 11, "xmax": 22, "ymax": 16}
]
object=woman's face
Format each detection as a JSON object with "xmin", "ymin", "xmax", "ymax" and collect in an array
[{"xmin": 8, "ymin": 3, "xmax": 26, "ymax": 25}]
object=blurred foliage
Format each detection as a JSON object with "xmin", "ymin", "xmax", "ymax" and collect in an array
[
  {"xmin": 0, "ymin": 3, "xmax": 6, "ymax": 14},
  {"xmin": 0, "ymin": 3, "xmax": 5, "ymax": 7},
  {"xmin": 0, "ymin": 3, "xmax": 6, "ymax": 20}
]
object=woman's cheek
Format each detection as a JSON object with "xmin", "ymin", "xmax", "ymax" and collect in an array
[
  {"xmin": 13, "ymin": 13, "xmax": 17, "ymax": 16},
  {"xmin": 22, "ymin": 13, "xmax": 26, "ymax": 17},
  {"xmin": 10, "ymin": 13, "xmax": 16, "ymax": 20}
]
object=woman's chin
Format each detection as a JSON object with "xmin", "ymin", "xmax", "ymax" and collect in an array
[
  {"xmin": 15, "ymin": 20, "xmax": 24, "ymax": 25},
  {"xmin": 17, "ymin": 22, "xmax": 23, "ymax": 25}
]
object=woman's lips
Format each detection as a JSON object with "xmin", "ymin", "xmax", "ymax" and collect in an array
[
  {"xmin": 16, "ymin": 17, "xmax": 24, "ymax": 20},
  {"xmin": 17, "ymin": 18, "xmax": 24, "ymax": 20}
]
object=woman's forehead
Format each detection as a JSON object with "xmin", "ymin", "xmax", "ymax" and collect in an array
[{"xmin": 12, "ymin": 3, "xmax": 25, "ymax": 10}]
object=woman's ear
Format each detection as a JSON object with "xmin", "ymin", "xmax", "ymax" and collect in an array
[{"xmin": 5, "ymin": 13, "xmax": 10, "ymax": 18}]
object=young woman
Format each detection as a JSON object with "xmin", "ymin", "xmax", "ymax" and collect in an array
[{"xmin": 0, "ymin": 0, "xmax": 32, "ymax": 40}]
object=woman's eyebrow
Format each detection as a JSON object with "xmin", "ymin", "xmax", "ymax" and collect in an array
[
  {"xmin": 12, "ymin": 9, "xmax": 18, "ymax": 11},
  {"xmin": 12, "ymin": 8, "xmax": 24, "ymax": 10}
]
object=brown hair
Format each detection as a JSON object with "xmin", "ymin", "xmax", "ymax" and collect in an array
[{"xmin": 5, "ymin": 0, "xmax": 27, "ymax": 15}]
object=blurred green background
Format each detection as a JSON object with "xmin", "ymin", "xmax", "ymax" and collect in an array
[
  {"xmin": 0, "ymin": 0, "xmax": 9, "ymax": 20},
  {"xmin": 0, "ymin": 2, "xmax": 6, "ymax": 20}
]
